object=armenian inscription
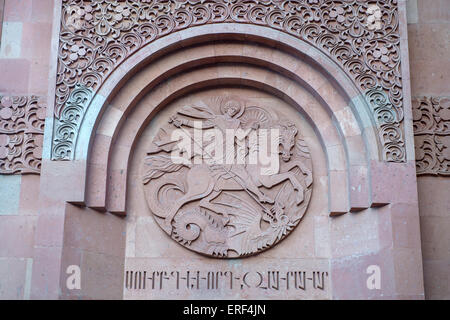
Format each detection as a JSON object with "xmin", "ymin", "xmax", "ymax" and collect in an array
[
  {"xmin": 141, "ymin": 98, "xmax": 313, "ymax": 258},
  {"xmin": 124, "ymin": 258, "xmax": 330, "ymax": 299},
  {"xmin": 125, "ymin": 270, "xmax": 328, "ymax": 291}
]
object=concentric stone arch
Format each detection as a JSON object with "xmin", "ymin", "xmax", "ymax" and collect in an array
[{"xmin": 53, "ymin": 0, "xmax": 407, "ymax": 163}]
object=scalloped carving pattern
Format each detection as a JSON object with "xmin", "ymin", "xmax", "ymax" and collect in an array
[
  {"xmin": 54, "ymin": 0, "xmax": 405, "ymax": 162},
  {"xmin": 413, "ymin": 97, "xmax": 450, "ymax": 176},
  {"xmin": 52, "ymin": 84, "xmax": 92, "ymax": 160}
]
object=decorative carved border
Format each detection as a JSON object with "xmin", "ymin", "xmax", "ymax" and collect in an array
[
  {"xmin": 0, "ymin": 0, "xmax": 5, "ymax": 46},
  {"xmin": 0, "ymin": 95, "xmax": 46, "ymax": 174},
  {"xmin": 53, "ymin": 0, "xmax": 405, "ymax": 162},
  {"xmin": 413, "ymin": 96, "xmax": 450, "ymax": 176},
  {"xmin": 52, "ymin": 84, "xmax": 92, "ymax": 160}
]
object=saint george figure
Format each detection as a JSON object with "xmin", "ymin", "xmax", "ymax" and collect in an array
[{"xmin": 169, "ymin": 99, "xmax": 274, "ymax": 204}]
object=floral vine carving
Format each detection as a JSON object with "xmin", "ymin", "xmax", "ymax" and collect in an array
[
  {"xmin": 55, "ymin": 0, "xmax": 404, "ymax": 161},
  {"xmin": 413, "ymin": 97, "xmax": 450, "ymax": 176},
  {"xmin": 52, "ymin": 84, "xmax": 93, "ymax": 160},
  {"xmin": 0, "ymin": 95, "xmax": 46, "ymax": 174}
]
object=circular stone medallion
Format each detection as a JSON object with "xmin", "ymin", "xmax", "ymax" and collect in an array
[{"xmin": 142, "ymin": 95, "xmax": 313, "ymax": 258}]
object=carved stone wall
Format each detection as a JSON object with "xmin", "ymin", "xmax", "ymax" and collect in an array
[
  {"xmin": 141, "ymin": 96, "xmax": 313, "ymax": 258},
  {"xmin": 54, "ymin": 0, "xmax": 406, "ymax": 162},
  {"xmin": 0, "ymin": 0, "xmax": 55, "ymax": 301},
  {"xmin": 0, "ymin": 95, "xmax": 46, "ymax": 174},
  {"xmin": 0, "ymin": 0, "xmax": 430, "ymax": 300},
  {"xmin": 408, "ymin": 0, "xmax": 450, "ymax": 300},
  {"xmin": 413, "ymin": 96, "xmax": 450, "ymax": 176}
]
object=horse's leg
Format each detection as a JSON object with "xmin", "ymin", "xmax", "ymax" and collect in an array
[
  {"xmin": 233, "ymin": 168, "xmax": 274, "ymax": 204},
  {"xmin": 259, "ymin": 172, "xmax": 304, "ymax": 204}
]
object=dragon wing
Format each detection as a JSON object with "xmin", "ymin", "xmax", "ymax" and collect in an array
[
  {"xmin": 212, "ymin": 192, "xmax": 269, "ymax": 255},
  {"xmin": 212, "ymin": 192, "xmax": 262, "ymax": 237}
]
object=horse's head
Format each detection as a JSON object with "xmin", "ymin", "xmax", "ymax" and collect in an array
[{"xmin": 278, "ymin": 122, "xmax": 298, "ymax": 162}]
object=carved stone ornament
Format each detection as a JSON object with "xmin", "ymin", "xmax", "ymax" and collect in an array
[
  {"xmin": 413, "ymin": 97, "xmax": 450, "ymax": 176},
  {"xmin": 55, "ymin": 0, "xmax": 405, "ymax": 162},
  {"xmin": 141, "ymin": 98, "xmax": 313, "ymax": 257},
  {"xmin": 52, "ymin": 84, "xmax": 92, "ymax": 160},
  {"xmin": 0, "ymin": 95, "xmax": 46, "ymax": 174}
]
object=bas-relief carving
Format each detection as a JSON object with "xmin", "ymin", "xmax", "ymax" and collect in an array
[
  {"xmin": 54, "ymin": 0, "xmax": 406, "ymax": 162},
  {"xmin": 0, "ymin": 96, "xmax": 46, "ymax": 174},
  {"xmin": 141, "ymin": 97, "xmax": 313, "ymax": 258},
  {"xmin": 413, "ymin": 97, "xmax": 450, "ymax": 176}
]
